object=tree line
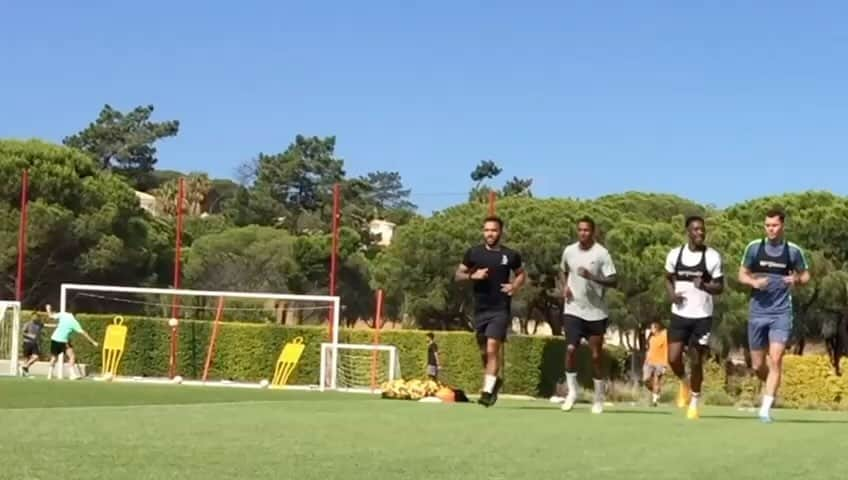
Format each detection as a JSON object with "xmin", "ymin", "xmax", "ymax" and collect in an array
[{"xmin": 2, "ymin": 104, "xmax": 847, "ymax": 359}]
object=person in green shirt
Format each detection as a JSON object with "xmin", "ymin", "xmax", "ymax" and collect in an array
[{"xmin": 45, "ymin": 304, "xmax": 98, "ymax": 380}]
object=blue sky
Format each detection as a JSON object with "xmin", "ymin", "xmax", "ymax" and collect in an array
[{"xmin": 2, "ymin": 1, "xmax": 847, "ymax": 213}]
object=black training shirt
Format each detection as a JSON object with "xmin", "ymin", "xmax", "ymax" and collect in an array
[{"xmin": 461, "ymin": 244, "xmax": 523, "ymax": 313}]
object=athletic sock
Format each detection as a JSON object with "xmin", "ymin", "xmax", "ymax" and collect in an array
[
  {"xmin": 760, "ymin": 395, "xmax": 774, "ymax": 417},
  {"xmin": 483, "ymin": 374, "xmax": 497, "ymax": 394},
  {"xmin": 651, "ymin": 393, "xmax": 660, "ymax": 403},
  {"xmin": 593, "ymin": 378, "xmax": 605, "ymax": 403},
  {"xmin": 690, "ymin": 392, "xmax": 700, "ymax": 408},
  {"xmin": 565, "ymin": 372, "xmax": 579, "ymax": 397}
]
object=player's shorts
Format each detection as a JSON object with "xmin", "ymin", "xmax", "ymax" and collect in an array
[
  {"xmin": 50, "ymin": 340, "xmax": 71, "ymax": 356},
  {"xmin": 668, "ymin": 314, "xmax": 712, "ymax": 348},
  {"xmin": 563, "ymin": 314, "xmax": 608, "ymax": 346},
  {"xmin": 748, "ymin": 313, "xmax": 792, "ymax": 350},
  {"xmin": 474, "ymin": 310, "xmax": 511, "ymax": 342},
  {"xmin": 642, "ymin": 363, "xmax": 666, "ymax": 381},
  {"xmin": 22, "ymin": 341, "xmax": 39, "ymax": 357}
]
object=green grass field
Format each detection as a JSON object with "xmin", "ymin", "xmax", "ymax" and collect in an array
[{"xmin": 2, "ymin": 377, "xmax": 846, "ymax": 480}]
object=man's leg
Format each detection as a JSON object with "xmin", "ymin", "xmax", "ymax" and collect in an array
[
  {"xmin": 560, "ymin": 315, "xmax": 582, "ymax": 411},
  {"xmin": 587, "ymin": 331, "xmax": 606, "ymax": 413},
  {"xmin": 651, "ymin": 370, "xmax": 663, "ymax": 406},
  {"xmin": 685, "ymin": 317, "xmax": 712, "ymax": 419},
  {"xmin": 667, "ymin": 316, "xmax": 691, "ymax": 408},
  {"xmin": 477, "ymin": 313, "xmax": 506, "ymax": 407},
  {"xmin": 759, "ymin": 316, "xmax": 790, "ymax": 421}
]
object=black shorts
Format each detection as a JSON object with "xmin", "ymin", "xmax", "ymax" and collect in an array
[
  {"xmin": 668, "ymin": 314, "xmax": 712, "ymax": 348},
  {"xmin": 564, "ymin": 314, "xmax": 608, "ymax": 346},
  {"xmin": 23, "ymin": 341, "xmax": 39, "ymax": 357},
  {"xmin": 474, "ymin": 310, "xmax": 510, "ymax": 342},
  {"xmin": 50, "ymin": 340, "xmax": 71, "ymax": 356}
]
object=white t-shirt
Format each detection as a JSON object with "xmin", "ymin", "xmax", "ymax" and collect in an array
[
  {"xmin": 665, "ymin": 246, "xmax": 723, "ymax": 318},
  {"xmin": 560, "ymin": 242, "xmax": 617, "ymax": 322}
]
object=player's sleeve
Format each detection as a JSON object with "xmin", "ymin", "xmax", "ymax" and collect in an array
[
  {"xmin": 709, "ymin": 249, "xmax": 724, "ymax": 279},
  {"xmin": 461, "ymin": 248, "xmax": 474, "ymax": 268},
  {"xmin": 664, "ymin": 248, "xmax": 677, "ymax": 274},
  {"xmin": 72, "ymin": 317, "xmax": 84, "ymax": 333},
  {"xmin": 601, "ymin": 250, "xmax": 617, "ymax": 277},
  {"xmin": 740, "ymin": 241, "xmax": 758, "ymax": 269},
  {"xmin": 510, "ymin": 251, "xmax": 524, "ymax": 273},
  {"xmin": 790, "ymin": 244, "xmax": 809, "ymax": 272}
]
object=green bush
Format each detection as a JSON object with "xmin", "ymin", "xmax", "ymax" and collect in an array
[
  {"xmin": 780, "ymin": 355, "xmax": 848, "ymax": 410},
  {"xmin": 56, "ymin": 315, "xmax": 626, "ymax": 397}
]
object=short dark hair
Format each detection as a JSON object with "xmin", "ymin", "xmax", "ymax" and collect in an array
[
  {"xmin": 766, "ymin": 208, "xmax": 785, "ymax": 222},
  {"xmin": 577, "ymin": 216, "xmax": 595, "ymax": 231},
  {"xmin": 426, "ymin": 332, "xmax": 435, "ymax": 340},
  {"xmin": 483, "ymin": 215, "xmax": 503, "ymax": 229},
  {"xmin": 685, "ymin": 215, "xmax": 705, "ymax": 228}
]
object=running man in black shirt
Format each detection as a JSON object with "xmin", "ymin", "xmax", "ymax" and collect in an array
[{"xmin": 455, "ymin": 216, "xmax": 526, "ymax": 407}]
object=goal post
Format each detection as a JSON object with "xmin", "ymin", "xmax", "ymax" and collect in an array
[
  {"xmin": 59, "ymin": 283, "xmax": 341, "ymax": 383},
  {"xmin": 0, "ymin": 301, "xmax": 21, "ymax": 376},
  {"xmin": 319, "ymin": 342, "xmax": 401, "ymax": 393}
]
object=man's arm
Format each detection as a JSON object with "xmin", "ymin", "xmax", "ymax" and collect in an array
[
  {"xmin": 455, "ymin": 249, "xmax": 486, "ymax": 282},
  {"xmin": 501, "ymin": 252, "xmax": 526, "ymax": 296},
  {"xmin": 786, "ymin": 245, "xmax": 811, "ymax": 286},
  {"xmin": 737, "ymin": 243, "xmax": 768, "ymax": 289},
  {"xmin": 581, "ymin": 251, "xmax": 617, "ymax": 288},
  {"xmin": 697, "ymin": 250, "xmax": 724, "ymax": 294},
  {"xmin": 80, "ymin": 329, "xmax": 99, "ymax": 347}
]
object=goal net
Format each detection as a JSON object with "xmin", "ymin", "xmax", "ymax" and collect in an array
[
  {"xmin": 59, "ymin": 283, "xmax": 342, "ymax": 386},
  {"xmin": 319, "ymin": 342, "xmax": 401, "ymax": 393},
  {"xmin": 0, "ymin": 301, "xmax": 21, "ymax": 376}
]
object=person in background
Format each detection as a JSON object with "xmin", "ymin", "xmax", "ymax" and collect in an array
[
  {"xmin": 643, "ymin": 320, "xmax": 668, "ymax": 407},
  {"xmin": 426, "ymin": 332, "xmax": 440, "ymax": 381},
  {"xmin": 20, "ymin": 312, "xmax": 55, "ymax": 376}
]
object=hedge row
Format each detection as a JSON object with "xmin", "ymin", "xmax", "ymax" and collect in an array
[
  {"xmin": 39, "ymin": 314, "xmax": 848, "ymax": 408},
  {"xmin": 48, "ymin": 314, "xmax": 625, "ymax": 396}
]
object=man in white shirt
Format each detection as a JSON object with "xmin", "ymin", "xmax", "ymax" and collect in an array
[
  {"xmin": 664, "ymin": 216, "xmax": 724, "ymax": 420},
  {"xmin": 558, "ymin": 216, "xmax": 618, "ymax": 414}
]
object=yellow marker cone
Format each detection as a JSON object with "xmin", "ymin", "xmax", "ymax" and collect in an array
[
  {"xmin": 101, "ymin": 316, "xmax": 128, "ymax": 379},
  {"xmin": 271, "ymin": 337, "xmax": 306, "ymax": 387}
]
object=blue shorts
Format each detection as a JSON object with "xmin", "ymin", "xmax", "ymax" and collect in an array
[{"xmin": 748, "ymin": 313, "xmax": 792, "ymax": 350}]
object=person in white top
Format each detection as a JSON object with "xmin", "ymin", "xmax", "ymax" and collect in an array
[
  {"xmin": 664, "ymin": 216, "xmax": 724, "ymax": 420},
  {"xmin": 558, "ymin": 216, "xmax": 618, "ymax": 414}
]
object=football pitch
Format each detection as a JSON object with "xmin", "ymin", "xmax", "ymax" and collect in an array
[{"xmin": 1, "ymin": 378, "xmax": 845, "ymax": 480}]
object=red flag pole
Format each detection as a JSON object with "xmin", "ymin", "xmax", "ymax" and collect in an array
[
  {"xmin": 16, "ymin": 170, "xmax": 29, "ymax": 303},
  {"xmin": 328, "ymin": 182, "xmax": 341, "ymax": 340},
  {"xmin": 202, "ymin": 296, "xmax": 226, "ymax": 382},
  {"xmin": 169, "ymin": 177, "xmax": 186, "ymax": 379},
  {"xmin": 370, "ymin": 289, "xmax": 384, "ymax": 390}
]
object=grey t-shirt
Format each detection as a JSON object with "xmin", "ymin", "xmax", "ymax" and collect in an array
[{"xmin": 560, "ymin": 242, "xmax": 617, "ymax": 321}]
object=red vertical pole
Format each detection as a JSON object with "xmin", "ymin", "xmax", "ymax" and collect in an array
[
  {"xmin": 16, "ymin": 170, "xmax": 28, "ymax": 303},
  {"xmin": 202, "ymin": 296, "xmax": 225, "ymax": 382},
  {"xmin": 169, "ymin": 177, "xmax": 186, "ymax": 378},
  {"xmin": 488, "ymin": 190, "xmax": 496, "ymax": 216},
  {"xmin": 370, "ymin": 289, "xmax": 384, "ymax": 390},
  {"xmin": 328, "ymin": 182, "xmax": 341, "ymax": 340}
]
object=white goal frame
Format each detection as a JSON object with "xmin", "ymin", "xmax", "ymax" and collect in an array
[
  {"xmin": 58, "ymin": 283, "xmax": 341, "ymax": 381},
  {"xmin": 0, "ymin": 301, "xmax": 21, "ymax": 376},
  {"xmin": 319, "ymin": 342, "xmax": 399, "ymax": 393}
]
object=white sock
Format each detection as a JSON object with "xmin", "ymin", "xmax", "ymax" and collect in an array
[
  {"xmin": 565, "ymin": 372, "xmax": 578, "ymax": 397},
  {"xmin": 760, "ymin": 395, "xmax": 774, "ymax": 416},
  {"xmin": 593, "ymin": 378, "xmax": 605, "ymax": 403},
  {"xmin": 690, "ymin": 392, "xmax": 700, "ymax": 408},
  {"xmin": 483, "ymin": 374, "xmax": 497, "ymax": 393},
  {"xmin": 652, "ymin": 393, "xmax": 660, "ymax": 403}
]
